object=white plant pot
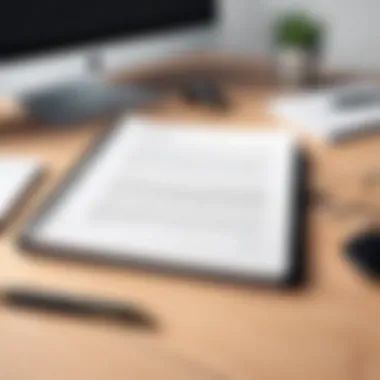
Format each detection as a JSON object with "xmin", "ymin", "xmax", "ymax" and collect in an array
[{"xmin": 276, "ymin": 47, "xmax": 317, "ymax": 88}]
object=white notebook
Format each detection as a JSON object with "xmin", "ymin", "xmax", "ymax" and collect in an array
[
  {"xmin": 22, "ymin": 117, "xmax": 304, "ymax": 284},
  {"xmin": 271, "ymin": 83, "xmax": 380, "ymax": 141},
  {"xmin": 0, "ymin": 158, "xmax": 43, "ymax": 228}
]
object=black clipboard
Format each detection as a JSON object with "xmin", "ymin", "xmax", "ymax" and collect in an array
[{"xmin": 19, "ymin": 123, "xmax": 310, "ymax": 289}]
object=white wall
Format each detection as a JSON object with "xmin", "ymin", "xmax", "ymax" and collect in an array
[
  {"xmin": 220, "ymin": 0, "xmax": 269, "ymax": 56},
  {"xmin": 221, "ymin": 0, "xmax": 380, "ymax": 71}
]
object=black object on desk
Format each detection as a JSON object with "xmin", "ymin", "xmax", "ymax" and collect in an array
[
  {"xmin": 181, "ymin": 80, "xmax": 230, "ymax": 110},
  {"xmin": 346, "ymin": 230, "xmax": 380, "ymax": 278},
  {"xmin": 4, "ymin": 288, "xmax": 157, "ymax": 329}
]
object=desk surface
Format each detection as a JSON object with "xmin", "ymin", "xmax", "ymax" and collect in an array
[{"xmin": 0, "ymin": 83, "xmax": 380, "ymax": 380}]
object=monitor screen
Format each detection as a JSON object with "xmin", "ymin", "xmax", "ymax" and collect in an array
[{"xmin": 0, "ymin": 0, "xmax": 215, "ymax": 60}]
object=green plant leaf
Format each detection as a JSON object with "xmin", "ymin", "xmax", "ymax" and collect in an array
[{"xmin": 274, "ymin": 11, "xmax": 323, "ymax": 50}]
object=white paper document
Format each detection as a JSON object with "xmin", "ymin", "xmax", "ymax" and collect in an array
[
  {"xmin": 27, "ymin": 117, "xmax": 300, "ymax": 282},
  {"xmin": 0, "ymin": 158, "xmax": 42, "ymax": 226},
  {"xmin": 271, "ymin": 83, "xmax": 380, "ymax": 140}
]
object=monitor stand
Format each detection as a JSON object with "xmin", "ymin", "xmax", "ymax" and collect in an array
[{"xmin": 87, "ymin": 51, "xmax": 105, "ymax": 75}]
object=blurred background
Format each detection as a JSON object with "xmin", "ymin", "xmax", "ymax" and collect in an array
[{"xmin": 222, "ymin": 0, "xmax": 380, "ymax": 71}]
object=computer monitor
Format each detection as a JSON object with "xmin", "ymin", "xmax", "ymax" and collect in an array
[{"xmin": 0, "ymin": 1, "xmax": 218, "ymax": 96}]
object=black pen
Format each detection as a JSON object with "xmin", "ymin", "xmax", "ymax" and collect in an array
[{"xmin": 3, "ymin": 288, "xmax": 157, "ymax": 329}]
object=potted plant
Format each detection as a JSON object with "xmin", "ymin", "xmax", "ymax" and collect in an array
[{"xmin": 274, "ymin": 11, "xmax": 324, "ymax": 87}]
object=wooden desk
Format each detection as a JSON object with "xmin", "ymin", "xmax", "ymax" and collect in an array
[{"xmin": 0, "ymin": 83, "xmax": 379, "ymax": 380}]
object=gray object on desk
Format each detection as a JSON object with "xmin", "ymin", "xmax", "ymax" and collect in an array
[
  {"xmin": 333, "ymin": 86, "xmax": 380, "ymax": 111},
  {"xmin": 21, "ymin": 79, "xmax": 162, "ymax": 125}
]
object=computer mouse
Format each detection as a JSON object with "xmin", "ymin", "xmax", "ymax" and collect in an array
[
  {"xmin": 181, "ymin": 80, "xmax": 229, "ymax": 110},
  {"xmin": 345, "ymin": 230, "xmax": 380, "ymax": 278}
]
